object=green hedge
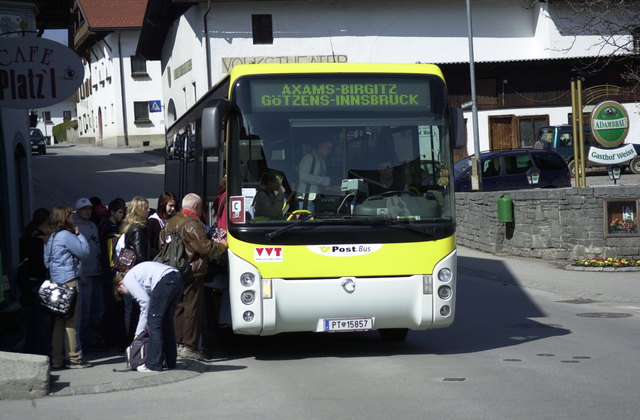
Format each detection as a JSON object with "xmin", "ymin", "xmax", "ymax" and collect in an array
[{"xmin": 51, "ymin": 120, "xmax": 78, "ymax": 143}]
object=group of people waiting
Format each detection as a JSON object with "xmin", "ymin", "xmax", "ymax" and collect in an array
[{"xmin": 18, "ymin": 190, "xmax": 228, "ymax": 372}]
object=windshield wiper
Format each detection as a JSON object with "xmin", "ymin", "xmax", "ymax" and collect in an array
[
  {"xmin": 265, "ymin": 213, "xmax": 316, "ymax": 241},
  {"xmin": 347, "ymin": 217, "xmax": 435, "ymax": 236},
  {"xmin": 393, "ymin": 223, "xmax": 435, "ymax": 236}
]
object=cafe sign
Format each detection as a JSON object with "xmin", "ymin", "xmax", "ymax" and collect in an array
[
  {"xmin": 590, "ymin": 100, "xmax": 629, "ymax": 148},
  {"xmin": 0, "ymin": 36, "xmax": 84, "ymax": 109}
]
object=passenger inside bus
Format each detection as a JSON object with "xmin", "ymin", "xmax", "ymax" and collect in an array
[
  {"xmin": 296, "ymin": 138, "xmax": 334, "ymax": 212},
  {"xmin": 252, "ymin": 171, "xmax": 288, "ymax": 220},
  {"xmin": 367, "ymin": 160, "xmax": 407, "ymax": 196}
]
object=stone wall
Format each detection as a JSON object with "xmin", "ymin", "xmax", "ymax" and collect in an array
[{"xmin": 455, "ymin": 186, "xmax": 640, "ymax": 261}]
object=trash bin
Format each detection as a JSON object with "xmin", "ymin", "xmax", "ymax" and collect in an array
[{"xmin": 497, "ymin": 194, "xmax": 513, "ymax": 223}]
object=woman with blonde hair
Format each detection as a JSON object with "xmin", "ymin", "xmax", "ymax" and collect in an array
[
  {"xmin": 43, "ymin": 206, "xmax": 92, "ymax": 369},
  {"xmin": 120, "ymin": 196, "xmax": 151, "ymax": 343}
]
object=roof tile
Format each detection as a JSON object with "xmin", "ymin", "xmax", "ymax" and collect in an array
[{"xmin": 77, "ymin": 0, "xmax": 147, "ymax": 29}]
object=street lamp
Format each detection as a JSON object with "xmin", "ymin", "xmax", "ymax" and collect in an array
[{"xmin": 607, "ymin": 165, "xmax": 621, "ymax": 184}]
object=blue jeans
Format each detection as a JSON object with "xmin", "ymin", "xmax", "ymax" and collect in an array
[
  {"xmin": 146, "ymin": 271, "xmax": 182, "ymax": 371},
  {"xmin": 77, "ymin": 275, "xmax": 105, "ymax": 348}
]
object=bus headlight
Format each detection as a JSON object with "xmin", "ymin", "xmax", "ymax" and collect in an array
[
  {"xmin": 241, "ymin": 290, "xmax": 255, "ymax": 305},
  {"xmin": 240, "ymin": 272, "xmax": 255, "ymax": 287},
  {"xmin": 243, "ymin": 311, "xmax": 254, "ymax": 322},
  {"xmin": 437, "ymin": 267, "xmax": 452, "ymax": 283},
  {"xmin": 440, "ymin": 305, "xmax": 451, "ymax": 316},
  {"xmin": 438, "ymin": 285, "xmax": 452, "ymax": 300}
]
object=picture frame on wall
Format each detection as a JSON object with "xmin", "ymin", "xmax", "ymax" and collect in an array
[{"xmin": 604, "ymin": 199, "xmax": 639, "ymax": 237}]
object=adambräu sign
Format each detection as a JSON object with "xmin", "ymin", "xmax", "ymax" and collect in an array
[
  {"xmin": 587, "ymin": 101, "xmax": 636, "ymax": 165},
  {"xmin": 0, "ymin": 36, "xmax": 84, "ymax": 109}
]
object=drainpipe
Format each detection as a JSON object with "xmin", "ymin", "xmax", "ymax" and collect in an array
[
  {"xmin": 118, "ymin": 31, "xmax": 130, "ymax": 147},
  {"xmin": 204, "ymin": 0, "xmax": 213, "ymax": 89}
]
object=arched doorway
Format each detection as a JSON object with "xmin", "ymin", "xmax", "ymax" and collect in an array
[
  {"xmin": 98, "ymin": 107, "xmax": 103, "ymax": 141},
  {"xmin": 167, "ymin": 99, "xmax": 177, "ymax": 126}
]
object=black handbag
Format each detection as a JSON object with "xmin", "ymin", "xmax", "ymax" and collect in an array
[
  {"xmin": 38, "ymin": 280, "xmax": 77, "ymax": 318},
  {"xmin": 38, "ymin": 233, "xmax": 78, "ymax": 318}
]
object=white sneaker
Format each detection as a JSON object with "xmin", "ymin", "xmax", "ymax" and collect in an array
[{"xmin": 136, "ymin": 364, "xmax": 154, "ymax": 373}]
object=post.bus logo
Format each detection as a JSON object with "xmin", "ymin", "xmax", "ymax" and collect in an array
[
  {"xmin": 307, "ymin": 244, "xmax": 382, "ymax": 257},
  {"xmin": 590, "ymin": 100, "xmax": 629, "ymax": 148},
  {"xmin": 255, "ymin": 247, "xmax": 283, "ymax": 262}
]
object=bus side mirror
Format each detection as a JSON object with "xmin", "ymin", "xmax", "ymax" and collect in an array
[
  {"xmin": 202, "ymin": 99, "xmax": 236, "ymax": 151},
  {"xmin": 450, "ymin": 107, "xmax": 467, "ymax": 150}
]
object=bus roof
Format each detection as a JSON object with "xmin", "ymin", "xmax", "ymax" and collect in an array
[{"xmin": 226, "ymin": 63, "xmax": 445, "ymax": 85}]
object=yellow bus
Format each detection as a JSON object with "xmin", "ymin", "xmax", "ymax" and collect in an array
[{"xmin": 165, "ymin": 63, "xmax": 466, "ymax": 340}]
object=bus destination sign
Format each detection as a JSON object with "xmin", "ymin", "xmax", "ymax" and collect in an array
[{"xmin": 251, "ymin": 79, "xmax": 429, "ymax": 111}]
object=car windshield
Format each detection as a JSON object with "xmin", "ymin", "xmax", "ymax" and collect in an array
[{"xmin": 30, "ymin": 129, "xmax": 43, "ymax": 137}]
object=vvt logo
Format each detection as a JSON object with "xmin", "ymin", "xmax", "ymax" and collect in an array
[{"xmin": 254, "ymin": 247, "xmax": 283, "ymax": 262}]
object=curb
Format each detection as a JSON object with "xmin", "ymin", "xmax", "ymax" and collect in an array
[
  {"xmin": 48, "ymin": 357, "xmax": 210, "ymax": 397},
  {"xmin": 564, "ymin": 265, "xmax": 640, "ymax": 272}
]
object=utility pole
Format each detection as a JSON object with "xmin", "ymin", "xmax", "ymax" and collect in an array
[{"xmin": 466, "ymin": 0, "xmax": 482, "ymax": 190}]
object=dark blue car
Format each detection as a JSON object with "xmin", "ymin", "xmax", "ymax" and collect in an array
[
  {"xmin": 454, "ymin": 149, "xmax": 571, "ymax": 192},
  {"xmin": 29, "ymin": 128, "xmax": 47, "ymax": 155}
]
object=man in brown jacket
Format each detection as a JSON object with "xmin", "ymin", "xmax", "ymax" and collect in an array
[{"xmin": 161, "ymin": 193, "xmax": 227, "ymax": 360}]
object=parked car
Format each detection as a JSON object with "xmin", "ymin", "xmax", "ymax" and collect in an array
[
  {"xmin": 29, "ymin": 128, "xmax": 47, "ymax": 155},
  {"xmin": 454, "ymin": 149, "xmax": 571, "ymax": 192},
  {"xmin": 534, "ymin": 125, "xmax": 640, "ymax": 175}
]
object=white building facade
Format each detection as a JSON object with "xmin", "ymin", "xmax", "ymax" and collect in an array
[
  {"xmin": 147, "ymin": 0, "xmax": 640, "ymax": 152},
  {"xmin": 76, "ymin": 30, "xmax": 165, "ymax": 148},
  {"xmin": 31, "ymin": 96, "xmax": 76, "ymax": 144}
]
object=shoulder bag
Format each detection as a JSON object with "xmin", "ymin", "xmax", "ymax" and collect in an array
[
  {"xmin": 114, "ymin": 233, "xmax": 137, "ymax": 273},
  {"xmin": 38, "ymin": 233, "xmax": 78, "ymax": 318}
]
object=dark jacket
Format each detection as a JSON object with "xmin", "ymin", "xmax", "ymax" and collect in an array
[
  {"xmin": 161, "ymin": 212, "xmax": 226, "ymax": 280},
  {"xmin": 253, "ymin": 186, "xmax": 285, "ymax": 220},
  {"xmin": 125, "ymin": 224, "xmax": 149, "ymax": 264},
  {"xmin": 26, "ymin": 228, "xmax": 47, "ymax": 282}
]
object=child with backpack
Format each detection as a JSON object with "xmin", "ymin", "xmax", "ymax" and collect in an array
[{"xmin": 114, "ymin": 261, "xmax": 182, "ymax": 372}]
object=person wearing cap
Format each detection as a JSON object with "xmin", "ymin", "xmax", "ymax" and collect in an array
[{"xmin": 73, "ymin": 197, "xmax": 106, "ymax": 352}]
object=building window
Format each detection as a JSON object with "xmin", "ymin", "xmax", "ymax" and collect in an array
[
  {"xmin": 44, "ymin": 111, "xmax": 52, "ymax": 123},
  {"xmin": 131, "ymin": 56, "xmax": 148, "ymax": 76},
  {"xmin": 604, "ymin": 199, "xmax": 639, "ymax": 237},
  {"xmin": 252, "ymin": 14, "xmax": 273, "ymax": 44},
  {"xmin": 134, "ymin": 101, "xmax": 151, "ymax": 123},
  {"xmin": 517, "ymin": 116, "xmax": 548, "ymax": 148},
  {"xmin": 63, "ymin": 111, "xmax": 71, "ymax": 121}
]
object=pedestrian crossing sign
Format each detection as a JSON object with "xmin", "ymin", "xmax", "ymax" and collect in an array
[{"xmin": 149, "ymin": 100, "xmax": 162, "ymax": 113}]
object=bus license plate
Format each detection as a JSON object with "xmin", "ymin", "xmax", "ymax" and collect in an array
[{"xmin": 323, "ymin": 318, "xmax": 373, "ymax": 332}]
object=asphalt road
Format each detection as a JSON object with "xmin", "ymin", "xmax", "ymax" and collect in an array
[{"xmin": 30, "ymin": 144, "xmax": 165, "ymax": 211}]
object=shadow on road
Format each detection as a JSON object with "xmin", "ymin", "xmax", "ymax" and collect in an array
[{"xmin": 203, "ymin": 255, "xmax": 569, "ymax": 361}]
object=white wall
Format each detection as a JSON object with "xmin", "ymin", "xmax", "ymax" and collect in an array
[
  {"xmin": 77, "ymin": 30, "xmax": 165, "ymax": 147},
  {"xmin": 160, "ymin": 0, "xmax": 637, "ymax": 147}
]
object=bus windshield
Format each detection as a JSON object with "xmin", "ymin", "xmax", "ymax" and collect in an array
[{"xmin": 227, "ymin": 74, "xmax": 454, "ymax": 226}]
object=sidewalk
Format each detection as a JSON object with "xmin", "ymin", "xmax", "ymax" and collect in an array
[
  {"xmin": 458, "ymin": 245, "xmax": 640, "ymax": 305},
  {"xmin": 0, "ymin": 307, "xmax": 211, "ymax": 398},
  {"xmin": 47, "ymin": 351, "xmax": 209, "ymax": 397}
]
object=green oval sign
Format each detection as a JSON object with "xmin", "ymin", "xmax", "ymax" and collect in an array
[{"xmin": 591, "ymin": 100, "xmax": 629, "ymax": 147}]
